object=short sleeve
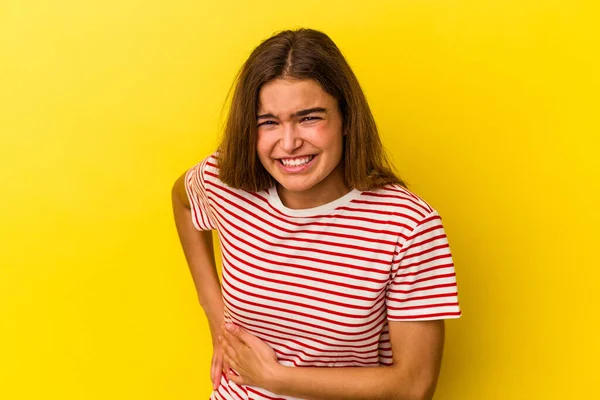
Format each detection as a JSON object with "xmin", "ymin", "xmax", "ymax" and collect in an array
[
  {"xmin": 386, "ymin": 210, "xmax": 461, "ymax": 321},
  {"xmin": 184, "ymin": 157, "xmax": 217, "ymax": 231}
]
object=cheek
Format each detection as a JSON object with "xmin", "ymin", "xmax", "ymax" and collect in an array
[
  {"xmin": 308, "ymin": 123, "xmax": 343, "ymax": 151},
  {"xmin": 256, "ymin": 133, "xmax": 276, "ymax": 168},
  {"xmin": 256, "ymin": 133, "xmax": 273, "ymax": 158}
]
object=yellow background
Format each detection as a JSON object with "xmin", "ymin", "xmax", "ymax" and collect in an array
[{"xmin": 1, "ymin": 1, "xmax": 598, "ymax": 399}]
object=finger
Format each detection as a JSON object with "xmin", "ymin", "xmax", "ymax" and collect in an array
[
  {"xmin": 225, "ymin": 323, "xmax": 259, "ymax": 348},
  {"xmin": 227, "ymin": 372, "xmax": 244, "ymax": 386},
  {"xmin": 214, "ymin": 351, "xmax": 223, "ymax": 390},
  {"xmin": 224, "ymin": 323, "xmax": 246, "ymax": 341},
  {"xmin": 213, "ymin": 337, "xmax": 224, "ymax": 390},
  {"xmin": 210, "ymin": 352, "xmax": 215, "ymax": 384},
  {"xmin": 221, "ymin": 331, "xmax": 231, "ymax": 376},
  {"xmin": 222, "ymin": 341, "xmax": 238, "ymax": 361},
  {"xmin": 223, "ymin": 353, "xmax": 238, "ymax": 372},
  {"xmin": 223, "ymin": 355, "xmax": 231, "ymax": 376},
  {"xmin": 221, "ymin": 330, "xmax": 239, "ymax": 351}
]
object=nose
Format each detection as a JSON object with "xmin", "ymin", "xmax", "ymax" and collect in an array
[{"xmin": 280, "ymin": 123, "xmax": 302, "ymax": 153}]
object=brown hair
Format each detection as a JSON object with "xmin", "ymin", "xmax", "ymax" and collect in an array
[{"xmin": 217, "ymin": 28, "xmax": 405, "ymax": 192}]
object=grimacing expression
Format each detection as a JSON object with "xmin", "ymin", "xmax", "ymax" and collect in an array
[{"xmin": 256, "ymin": 78, "xmax": 345, "ymax": 196}]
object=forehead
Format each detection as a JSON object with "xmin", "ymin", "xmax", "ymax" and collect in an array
[{"xmin": 257, "ymin": 78, "xmax": 335, "ymax": 113}]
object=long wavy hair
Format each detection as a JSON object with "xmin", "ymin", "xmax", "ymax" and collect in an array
[{"xmin": 217, "ymin": 28, "xmax": 405, "ymax": 192}]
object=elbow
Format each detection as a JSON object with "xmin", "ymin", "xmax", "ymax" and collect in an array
[
  {"xmin": 390, "ymin": 372, "xmax": 438, "ymax": 400},
  {"xmin": 405, "ymin": 377, "xmax": 438, "ymax": 400},
  {"xmin": 409, "ymin": 388, "xmax": 435, "ymax": 400},
  {"xmin": 391, "ymin": 386, "xmax": 433, "ymax": 400}
]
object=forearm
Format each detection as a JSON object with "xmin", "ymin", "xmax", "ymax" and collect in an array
[
  {"xmin": 172, "ymin": 188, "xmax": 224, "ymax": 330},
  {"xmin": 269, "ymin": 364, "xmax": 428, "ymax": 400}
]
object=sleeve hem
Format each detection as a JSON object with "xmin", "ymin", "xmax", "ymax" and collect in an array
[
  {"xmin": 184, "ymin": 166, "xmax": 203, "ymax": 231},
  {"xmin": 387, "ymin": 311, "xmax": 462, "ymax": 322}
]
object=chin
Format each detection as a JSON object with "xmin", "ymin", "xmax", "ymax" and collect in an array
[{"xmin": 275, "ymin": 176, "xmax": 319, "ymax": 193}]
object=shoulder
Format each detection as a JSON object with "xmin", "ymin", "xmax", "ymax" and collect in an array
[
  {"xmin": 187, "ymin": 151, "xmax": 219, "ymax": 177},
  {"xmin": 185, "ymin": 152, "xmax": 223, "ymax": 187},
  {"xmin": 186, "ymin": 151, "xmax": 259, "ymax": 200},
  {"xmin": 356, "ymin": 184, "xmax": 438, "ymax": 227}
]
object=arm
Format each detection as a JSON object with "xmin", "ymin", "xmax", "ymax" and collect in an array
[
  {"xmin": 172, "ymin": 171, "xmax": 225, "ymax": 388},
  {"xmin": 222, "ymin": 319, "xmax": 445, "ymax": 400}
]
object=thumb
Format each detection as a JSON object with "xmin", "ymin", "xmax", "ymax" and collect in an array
[{"xmin": 225, "ymin": 323, "xmax": 252, "ymax": 344}]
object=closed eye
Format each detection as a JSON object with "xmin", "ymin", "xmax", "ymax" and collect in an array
[
  {"xmin": 300, "ymin": 116, "xmax": 321, "ymax": 122},
  {"xmin": 258, "ymin": 117, "xmax": 321, "ymax": 127}
]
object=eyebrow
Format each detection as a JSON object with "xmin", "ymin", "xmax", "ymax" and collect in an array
[{"xmin": 257, "ymin": 107, "xmax": 327, "ymax": 120}]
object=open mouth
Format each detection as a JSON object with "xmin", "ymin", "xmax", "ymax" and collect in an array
[{"xmin": 278, "ymin": 155, "xmax": 315, "ymax": 168}]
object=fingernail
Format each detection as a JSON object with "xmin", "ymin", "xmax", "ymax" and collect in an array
[{"xmin": 225, "ymin": 323, "xmax": 233, "ymax": 331}]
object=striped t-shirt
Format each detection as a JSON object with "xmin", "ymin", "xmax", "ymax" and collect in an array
[{"xmin": 185, "ymin": 153, "xmax": 461, "ymax": 400}]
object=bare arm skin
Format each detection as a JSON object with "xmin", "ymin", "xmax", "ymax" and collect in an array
[
  {"xmin": 172, "ymin": 171, "xmax": 226, "ymax": 389},
  {"xmin": 222, "ymin": 319, "xmax": 445, "ymax": 400}
]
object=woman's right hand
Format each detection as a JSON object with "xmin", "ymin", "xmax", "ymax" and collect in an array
[
  {"xmin": 211, "ymin": 336, "xmax": 223, "ymax": 390},
  {"xmin": 211, "ymin": 331, "xmax": 231, "ymax": 390}
]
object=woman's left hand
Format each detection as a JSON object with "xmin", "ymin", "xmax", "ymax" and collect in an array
[{"xmin": 220, "ymin": 323, "xmax": 282, "ymax": 390}]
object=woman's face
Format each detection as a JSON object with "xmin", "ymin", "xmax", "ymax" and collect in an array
[{"xmin": 256, "ymin": 78, "xmax": 346, "ymax": 200}]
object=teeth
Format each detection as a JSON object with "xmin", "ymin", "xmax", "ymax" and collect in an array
[{"xmin": 280, "ymin": 156, "xmax": 313, "ymax": 167}]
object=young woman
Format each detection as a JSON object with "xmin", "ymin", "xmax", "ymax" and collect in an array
[{"xmin": 172, "ymin": 28, "xmax": 461, "ymax": 400}]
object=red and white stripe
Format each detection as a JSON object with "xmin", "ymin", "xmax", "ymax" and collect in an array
[{"xmin": 185, "ymin": 154, "xmax": 461, "ymax": 400}]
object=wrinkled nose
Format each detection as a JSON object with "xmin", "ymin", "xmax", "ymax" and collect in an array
[{"xmin": 281, "ymin": 124, "xmax": 302, "ymax": 153}]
